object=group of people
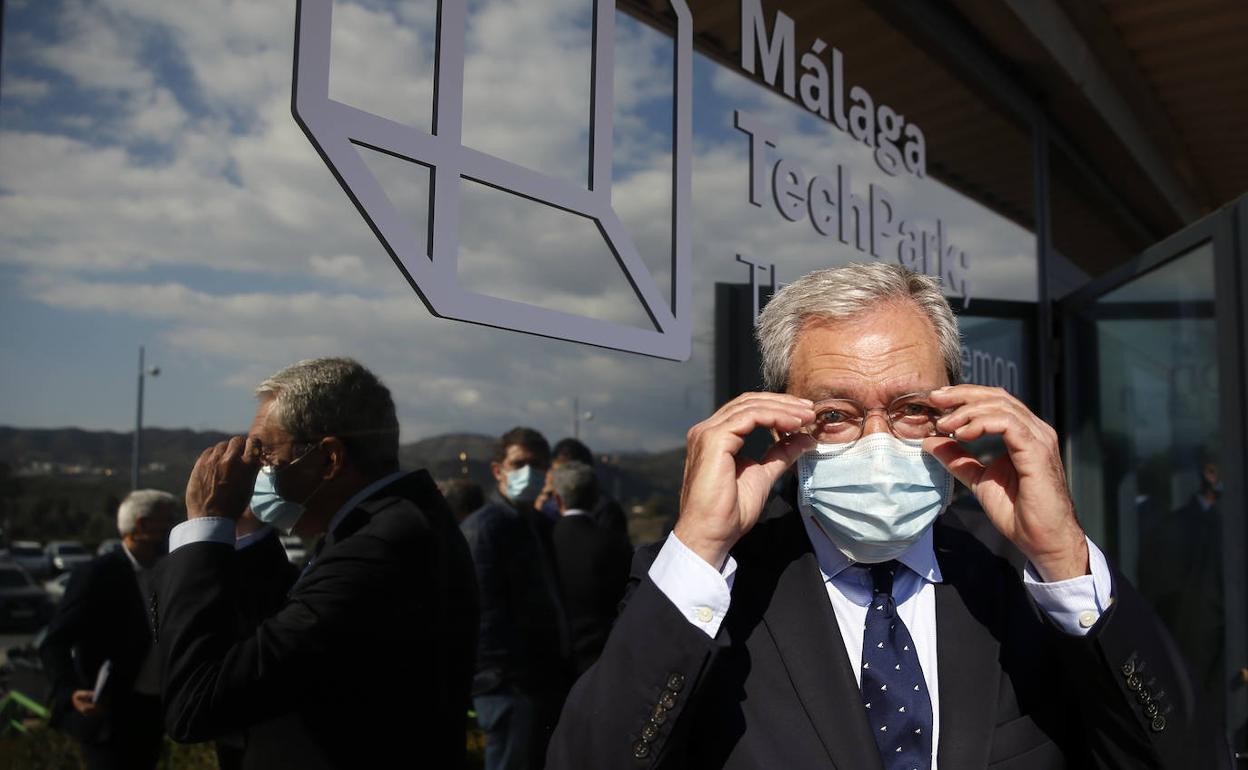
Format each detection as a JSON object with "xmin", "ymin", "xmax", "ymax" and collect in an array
[{"xmin": 38, "ymin": 264, "xmax": 1227, "ymax": 769}]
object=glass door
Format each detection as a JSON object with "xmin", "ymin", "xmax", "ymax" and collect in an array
[{"xmin": 1059, "ymin": 200, "xmax": 1248, "ymax": 754}]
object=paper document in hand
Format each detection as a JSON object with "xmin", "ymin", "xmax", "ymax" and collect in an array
[{"xmin": 92, "ymin": 659, "xmax": 111, "ymax": 701}]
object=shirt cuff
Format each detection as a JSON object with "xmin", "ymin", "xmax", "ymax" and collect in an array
[
  {"xmin": 235, "ymin": 525, "xmax": 274, "ymax": 550},
  {"xmin": 647, "ymin": 532, "xmax": 736, "ymax": 638},
  {"xmin": 169, "ymin": 518, "xmax": 235, "ymax": 552},
  {"xmin": 1023, "ymin": 536, "xmax": 1114, "ymax": 636}
]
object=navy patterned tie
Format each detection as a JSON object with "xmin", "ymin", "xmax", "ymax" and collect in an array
[{"xmin": 860, "ymin": 561, "xmax": 933, "ymax": 770}]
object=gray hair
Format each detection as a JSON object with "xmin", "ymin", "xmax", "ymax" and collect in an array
[
  {"xmin": 755, "ymin": 263, "xmax": 962, "ymax": 391},
  {"xmin": 117, "ymin": 489, "xmax": 178, "ymax": 536},
  {"xmin": 256, "ymin": 357, "xmax": 400, "ymax": 476},
  {"xmin": 549, "ymin": 461, "xmax": 599, "ymax": 511}
]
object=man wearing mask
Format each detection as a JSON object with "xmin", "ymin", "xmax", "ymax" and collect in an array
[
  {"xmin": 461, "ymin": 427, "xmax": 571, "ymax": 770},
  {"xmin": 152, "ymin": 357, "xmax": 478, "ymax": 769},
  {"xmin": 42, "ymin": 489, "xmax": 177, "ymax": 770},
  {"xmin": 548, "ymin": 264, "xmax": 1222, "ymax": 769}
]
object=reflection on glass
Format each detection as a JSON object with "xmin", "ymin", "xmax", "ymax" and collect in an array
[{"xmin": 1068, "ymin": 242, "xmax": 1224, "ymax": 720}]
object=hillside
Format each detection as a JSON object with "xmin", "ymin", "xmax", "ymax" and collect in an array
[{"xmin": 0, "ymin": 426, "xmax": 685, "ymax": 545}]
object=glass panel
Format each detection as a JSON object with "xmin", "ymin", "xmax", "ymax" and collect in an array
[{"xmin": 1067, "ymin": 242, "xmax": 1226, "ymax": 721}]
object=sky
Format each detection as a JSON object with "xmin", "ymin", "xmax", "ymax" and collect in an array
[{"xmin": 0, "ymin": 0, "xmax": 1036, "ymax": 451}]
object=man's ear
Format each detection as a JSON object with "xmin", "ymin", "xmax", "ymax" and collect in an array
[
  {"xmin": 320, "ymin": 436, "xmax": 349, "ymax": 480},
  {"xmin": 490, "ymin": 461, "xmax": 505, "ymax": 484}
]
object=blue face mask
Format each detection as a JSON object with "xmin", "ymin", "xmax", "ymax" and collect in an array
[
  {"xmin": 796, "ymin": 433, "xmax": 952, "ymax": 564},
  {"xmin": 505, "ymin": 465, "xmax": 545, "ymax": 504},
  {"xmin": 250, "ymin": 451, "xmax": 324, "ymax": 534}
]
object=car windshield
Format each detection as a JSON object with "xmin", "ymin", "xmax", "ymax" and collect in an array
[
  {"xmin": 55, "ymin": 544, "xmax": 87, "ymax": 555},
  {"xmin": 0, "ymin": 570, "xmax": 32, "ymax": 588}
]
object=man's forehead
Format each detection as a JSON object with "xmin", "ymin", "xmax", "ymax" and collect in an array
[
  {"xmin": 787, "ymin": 305, "xmax": 946, "ymax": 398},
  {"xmin": 249, "ymin": 396, "xmax": 289, "ymax": 440}
]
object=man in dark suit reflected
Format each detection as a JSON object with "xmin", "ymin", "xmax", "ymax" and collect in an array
[
  {"xmin": 548, "ymin": 264, "xmax": 1224, "ymax": 769},
  {"xmin": 548, "ymin": 461, "xmax": 631, "ymax": 676},
  {"xmin": 42, "ymin": 489, "xmax": 177, "ymax": 770},
  {"xmin": 153, "ymin": 357, "xmax": 478, "ymax": 770}
]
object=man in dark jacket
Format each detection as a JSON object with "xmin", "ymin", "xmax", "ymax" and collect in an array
[
  {"xmin": 153, "ymin": 357, "xmax": 478, "ymax": 770},
  {"xmin": 548, "ymin": 264, "xmax": 1225, "ymax": 769},
  {"xmin": 41, "ymin": 489, "xmax": 177, "ymax": 770},
  {"xmin": 460, "ymin": 426, "xmax": 570, "ymax": 770},
  {"xmin": 548, "ymin": 461, "xmax": 631, "ymax": 676}
]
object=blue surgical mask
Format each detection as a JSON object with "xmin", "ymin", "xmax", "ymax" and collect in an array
[
  {"xmin": 505, "ymin": 465, "xmax": 545, "ymax": 504},
  {"xmin": 251, "ymin": 452, "xmax": 324, "ymax": 534},
  {"xmin": 796, "ymin": 433, "xmax": 952, "ymax": 564}
]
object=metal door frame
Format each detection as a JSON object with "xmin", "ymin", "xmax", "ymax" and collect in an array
[{"xmin": 1058, "ymin": 196, "xmax": 1247, "ymax": 748}]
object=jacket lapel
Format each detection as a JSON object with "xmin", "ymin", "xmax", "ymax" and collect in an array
[
  {"xmin": 933, "ymin": 527, "xmax": 1000, "ymax": 770},
  {"xmin": 753, "ymin": 501, "xmax": 883, "ymax": 770}
]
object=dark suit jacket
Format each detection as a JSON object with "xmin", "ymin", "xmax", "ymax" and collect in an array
[
  {"xmin": 547, "ymin": 491, "xmax": 1226, "ymax": 769},
  {"xmin": 551, "ymin": 512, "xmax": 632, "ymax": 676},
  {"xmin": 153, "ymin": 470, "xmax": 479, "ymax": 770},
  {"xmin": 460, "ymin": 494, "xmax": 571, "ymax": 696},
  {"xmin": 213, "ymin": 528, "xmax": 302, "ymax": 770},
  {"xmin": 41, "ymin": 549, "xmax": 156, "ymax": 745}
]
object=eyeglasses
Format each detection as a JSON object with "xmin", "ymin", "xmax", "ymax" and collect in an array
[
  {"xmin": 793, "ymin": 392, "xmax": 950, "ymax": 445},
  {"xmin": 252, "ymin": 439, "xmax": 318, "ymax": 468}
]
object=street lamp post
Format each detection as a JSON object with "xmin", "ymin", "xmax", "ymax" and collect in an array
[
  {"xmin": 572, "ymin": 397, "xmax": 594, "ymax": 440},
  {"xmin": 131, "ymin": 346, "xmax": 160, "ymax": 490}
]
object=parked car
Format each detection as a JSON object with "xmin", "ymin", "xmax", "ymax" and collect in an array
[
  {"xmin": 6, "ymin": 541, "xmax": 47, "ymax": 579},
  {"xmin": 0, "ymin": 564, "xmax": 52, "ymax": 630},
  {"xmin": 45, "ymin": 541, "xmax": 92, "ymax": 575},
  {"xmin": 280, "ymin": 535, "xmax": 308, "ymax": 567},
  {"xmin": 43, "ymin": 572, "xmax": 72, "ymax": 603},
  {"xmin": 96, "ymin": 538, "xmax": 123, "ymax": 557}
]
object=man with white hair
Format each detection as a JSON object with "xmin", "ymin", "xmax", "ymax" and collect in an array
[
  {"xmin": 548, "ymin": 264, "xmax": 1221, "ymax": 769},
  {"xmin": 151, "ymin": 357, "xmax": 479, "ymax": 770},
  {"xmin": 42, "ymin": 489, "xmax": 178, "ymax": 770}
]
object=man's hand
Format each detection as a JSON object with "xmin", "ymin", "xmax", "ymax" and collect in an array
[
  {"xmin": 186, "ymin": 436, "xmax": 259, "ymax": 521},
  {"xmin": 925, "ymin": 385, "xmax": 1088, "ymax": 582},
  {"xmin": 674, "ymin": 393, "xmax": 815, "ymax": 569},
  {"xmin": 71, "ymin": 689, "xmax": 100, "ymax": 716}
]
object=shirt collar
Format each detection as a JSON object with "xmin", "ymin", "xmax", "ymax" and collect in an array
[
  {"xmin": 798, "ymin": 511, "xmax": 943, "ymax": 585},
  {"xmin": 326, "ymin": 470, "xmax": 407, "ymax": 536},
  {"xmin": 562, "ymin": 508, "xmax": 588, "ymax": 517},
  {"xmin": 120, "ymin": 542, "xmax": 143, "ymax": 573}
]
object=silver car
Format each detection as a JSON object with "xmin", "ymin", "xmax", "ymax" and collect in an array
[
  {"xmin": 45, "ymin": 541, "xmax": 92, "ymax": 575},
  {"xmin": 7, "ymin": 541, "xmax": 48, "ymax": 579},
  {"xmin": 0, "ymin": 564, "xmax": 52, "ymax": 629}
]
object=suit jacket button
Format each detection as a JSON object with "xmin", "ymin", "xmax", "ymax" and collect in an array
[
  {"xmin": 1144, "ymin": 702, "xmax": 1159, "ymax": 718},
  {"xmin": 1120, "ymin": 660, "xmax": 1135, "ymax": 677},
  {"xmin": 1150, "ymin": 715, "xmax": 1166, "ymax": 732},
  {"xmin": 641, "ymin": 724, "xmax": 659, "ymax": 742},
  {"xmin": 1136, "ymin": 687, "xmax": 1152, "ymax": 704},
  {"xmin": 650, "ymin": 706, "xmax": 668, "ymax": 725},
  {"xmin": 659, "ymin": 691, "xmax": 677, "ymax": 710},
  {"xmin": 632, "ymin": 740, "xmax": 650, "ymax": 759},
  {"xmin": 666, "ymin": 673, "xmax": 685, "ymax": 693},
  {"xmin": 1126, "ymin": 674, "xmax": 1141, "ymax": 691}
]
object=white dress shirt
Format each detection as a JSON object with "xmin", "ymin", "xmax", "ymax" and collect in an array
[
  {"xmin": 649, "ymin": 514, "xmax": 1114, "ymax": 769},
  {"xmin": 168, "ymin": 470, "xmax": 408, "ymax": 552}
]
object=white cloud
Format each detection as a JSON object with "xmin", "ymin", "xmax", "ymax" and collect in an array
[{"xmin": 1, "ymin": 0, "xmax": 1039, "ymax": 449}]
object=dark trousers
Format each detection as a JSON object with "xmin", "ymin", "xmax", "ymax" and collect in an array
[
  {"xmin": 78, "ymin": 694, "xmax": 163, "ymax": 770},
  {"xmin": 474, "ymin": 687, "xmax": 567, "ymax": 770}
]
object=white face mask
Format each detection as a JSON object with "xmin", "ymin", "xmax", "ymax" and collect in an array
[
  {"xmin": 505, "ymin": 464, "xmax": 545, "ymax": 504},
  {"xmin": 796, "ymin": 433, "xmax": 952, "ymax": 564}
]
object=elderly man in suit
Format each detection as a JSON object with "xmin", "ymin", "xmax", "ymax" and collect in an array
[
  {"xmin": 548, "ymin": 263, "xmax": 1224, "ymax": 769},
  {"xmin": 42, "ymin": 489, "xmax": 177, "ymax": 770},
  {"xmin": 548, "ymin": 461, "xmax": 631, "ymax": 676},
  {"xmin": 152, "ymin": 357, "xmax": 478, "ymax": 770}
]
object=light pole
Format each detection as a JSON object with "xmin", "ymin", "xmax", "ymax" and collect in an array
[
  {"xmin": 131, "ymin": 346, "xmax": 160, "ymax": 490},
  {"xmin": 572, "ymin": 397, "xmax": 594, "ymax": 440}
]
